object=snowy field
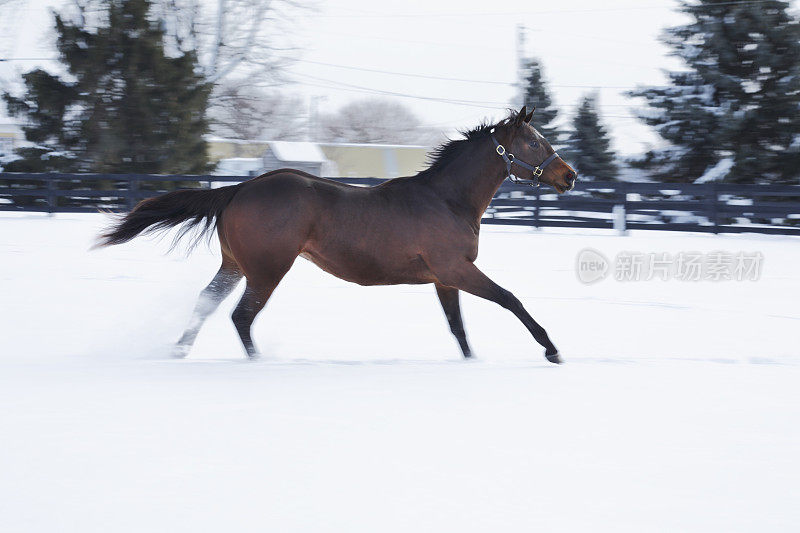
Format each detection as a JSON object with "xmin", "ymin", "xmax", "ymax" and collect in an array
[{"xmin": 1, "ymin": 212, "xmax": 799, "ymax": 532}]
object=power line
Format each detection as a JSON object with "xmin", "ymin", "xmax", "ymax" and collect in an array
[
  {"xmin": 296, "ymin": 58, "xmax": 511, "ymax": 86},
  {"xmin": 310, "ymin": 28, "xmax": 509, "ymax": 52},
  {"xmin": 314, "ymin": 1, "xmax": 786, "ymax": 19},
  {"xmin": 0, "ymin": 54, "xmax": 650, "ymax": 89},
  {"xmin": 292, "ymin": 72, "xmax": 510, "ymax": 109},
  {"xmin": 1, "ymin": 61, "xmax": 642, "ymax": 123},
  {"xmin": 0, "ymin": 57, "xmax": 57, "ymax": 61},
  {"xmin": 311, "ymin": 25, "xmax": 660, "ymax": 51},
  {"xmin": 0, "ymin": 54, "xmax": 645, "ymax": 94},
  {"xmin": 291, "ymin": 72, "xmax": 639, "ymax": 117},
  {"xmin": 292, "ymin": 58, "xmax": 638, "ymax": 89},
  {"xmin": 298, "ymin": 79, "xmax": 642, "ymax": 120}
]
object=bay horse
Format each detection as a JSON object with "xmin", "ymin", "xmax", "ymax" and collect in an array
[{"xmin": 97, "ymin": 107, "xmax": 577, "ymax": 363}]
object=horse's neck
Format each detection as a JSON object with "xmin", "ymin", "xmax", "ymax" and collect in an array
[{"xmin": 430, "ymin": 138, "xmax": 508, "ymax": 220}]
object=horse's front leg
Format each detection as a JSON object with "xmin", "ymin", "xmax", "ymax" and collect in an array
[
  {"xmin": 438, "ymin": 262, "xmax": 561, "ymax": 364},
  {"xmin": 434, "ymin": 284, "xmax": 473, "ymax": 359}
]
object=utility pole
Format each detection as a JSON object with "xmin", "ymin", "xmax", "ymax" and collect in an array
[
  {"xmin": 516, "ymin": 24, "xmax": 527, "ymax": 108},
  {"xmin": 307, "ymin": 95, "xmax": 318, "ymax": 142},
  {"xmin": 308, "ymin": 95, "xmax": 327, "ymax": 142}
]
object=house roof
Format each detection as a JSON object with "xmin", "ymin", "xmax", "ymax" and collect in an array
[
  {"xmin": 317, "ymin": 142, "xmax": 429, "ymax": 149},
  {"xmin": 214, "ymin": 158, "xmax": 263, "ymax": 176},
  {"xmin": 269, "ymin": 141, "xmax": 327, "ymax": 163}
]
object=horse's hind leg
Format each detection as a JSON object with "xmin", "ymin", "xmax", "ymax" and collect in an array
[
  {"xmin": 231, "ymin": 258, "xmax": 296, "ymax": 359},
  {"xmin": 435, "ymin": 284, "xmax": 473, "ymax": 358},
  {"xmin": 173, "ymin": 259, "xmax": 243, "ymax": 358}
]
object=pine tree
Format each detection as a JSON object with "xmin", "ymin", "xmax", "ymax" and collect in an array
[
  {"xmin": 521, "ymin": 58, "xmax": 561, "ymax": 143},
  {"xmin": 2, "ymin": 69, "xmax": 81, "ymax": 171},
  {"xmin": 630, "ymin": 0, "xmax": 800, "ymax": 184},
  {"xmin": 564, "ymin": 94, "xmax": 618, "ymax": 181},
  {"xmin": 628, "ymin": 71, "xmax": 722, "ymax": 183},
  {"xmin": 3, "ymin": 0, "xmax": 211, "ymax": 174}
]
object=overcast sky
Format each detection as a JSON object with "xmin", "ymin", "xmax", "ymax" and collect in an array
[{"xmin": 2, "ymin": 0, "xmax": 797, "ymax": 154}]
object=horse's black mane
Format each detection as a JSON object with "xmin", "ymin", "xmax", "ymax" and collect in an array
[{"xmin": 423, "ymin": 111, "xmax": 517, "ymax": 173}]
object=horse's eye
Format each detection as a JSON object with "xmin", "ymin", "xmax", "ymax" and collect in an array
[{"xmin": 531, "ymin": 141, "xmax": 539, "ymax": 148}]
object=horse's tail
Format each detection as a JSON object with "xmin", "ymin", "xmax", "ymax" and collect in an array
[{"xmin": 94, "ymin": 184, "xmax": 242, "ymax": 249}]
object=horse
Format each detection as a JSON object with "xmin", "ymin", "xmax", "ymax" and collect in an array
[{"xmin": 97, "ymin": 106, "xmax": 577, "ymax": 364}]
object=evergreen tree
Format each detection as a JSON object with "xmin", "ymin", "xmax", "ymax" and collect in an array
[
  {"xmin": 3, "ymin": 0, "xmax": 211, "ymax": 173},
  {"xmin": 2, "ymin": 69, "xmax": 81, "ymax": 171},
  {"xmin": 630, "ymin": 0, "xmax": 800, "ymax": 184},
  {"xmin": 521, "ymin": 58, "xmax": 561, "ymax": 143},
  {"xmin": 628, "ymin": 71, "xmax": 722, "ymax": 183},
  {"xmin": 564, "ymin": 94, "xmax": 618, "ymax": 181}
]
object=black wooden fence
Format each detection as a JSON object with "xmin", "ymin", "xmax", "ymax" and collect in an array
[{"xmin": 2, "ymin": 172, "xmax": 800, "ymax": 235}]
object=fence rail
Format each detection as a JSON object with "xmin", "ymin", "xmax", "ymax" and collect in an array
[{"xmin": 2, "ymin": 172, "xmax": 799, "ymax": 235}]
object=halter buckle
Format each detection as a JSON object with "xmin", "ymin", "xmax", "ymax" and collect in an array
[
  {"xmin": 532, "ymin": 167, "xmax": 544, "ymax": 177},
  {"xmin": 495, "ymin": 145, "xmax": 506, "ymax": 156}
]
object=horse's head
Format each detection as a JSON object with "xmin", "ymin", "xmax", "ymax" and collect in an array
[{"xmin": 500, "ymin": 106, "xmax": 577, "ymax": 193}]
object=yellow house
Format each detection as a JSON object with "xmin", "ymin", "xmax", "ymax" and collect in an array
[
  {"xmin": 317, "ymin": 143, "xmax": 430, "ymax": 178},
  {"xmin": 206, "ymin": 136, "xmax": 431, "ymax": 179},
  {"xmin": 0, "ymin": 119, "xmax": 23, "ymax": 159},
  {"xmin": 206, "ymin": 136, "xmax": 271, "ymax": 162}
]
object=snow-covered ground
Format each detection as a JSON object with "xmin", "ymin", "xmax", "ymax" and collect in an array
[{"xmin": 1, "ymin": 213, "xmax": 798, "ymax": 532}]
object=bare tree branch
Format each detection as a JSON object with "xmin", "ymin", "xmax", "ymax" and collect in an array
[
  {"xmin": 208, "ymin": 81, "xmax": 304, "ymax": 140},
  {"xmin": 320, "ymin": 98, "xmax": 441, "ymax": 145},
  {"xmin": 157, "ymin": 0, "xmax": 302, "ymax": 88}
]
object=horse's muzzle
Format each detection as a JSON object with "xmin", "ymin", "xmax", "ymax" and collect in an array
[{"xmin": 566, "ymin": 170, "xmax": 577, "ymax": 191}]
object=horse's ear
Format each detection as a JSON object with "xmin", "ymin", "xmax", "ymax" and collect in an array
[
  {"xmin": 524, "ymin": 108, "xmax": 535, "ymax": 124},
  {"xmin": 515, "ymin": 106, "xmax": 527, "ymax": 126}
]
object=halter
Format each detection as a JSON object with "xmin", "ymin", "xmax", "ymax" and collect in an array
[{"xmin": 490, "ymin": 128, "xmax": 561, "ymax": 187}]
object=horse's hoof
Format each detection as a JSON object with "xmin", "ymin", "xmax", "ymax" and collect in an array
[
  {"xmin": 172, "ymin": 344, "xmax": 190, "ymax": 359},
  {"xmin": 545, "ymin": 350, "xmax": 563, "ymax": 364}
]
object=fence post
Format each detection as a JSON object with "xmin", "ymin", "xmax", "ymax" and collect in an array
[
  {"xmin": 127, "ymin": 176, "xmax": 139, "ymax": 211},
  {"xmin": 46, "ymin": 176, "xmax": 56, "ymax": 216},
  {"xmin": 613, "ymin": 181, "xmax": 627, "ymax": 235},
  {"xmin": 708, "ymin": 183, "xmax": 719, "ymax": 234},
  {"xmin": 613, "ymin": 204, "xmax": 626, "ymax": 235}
]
